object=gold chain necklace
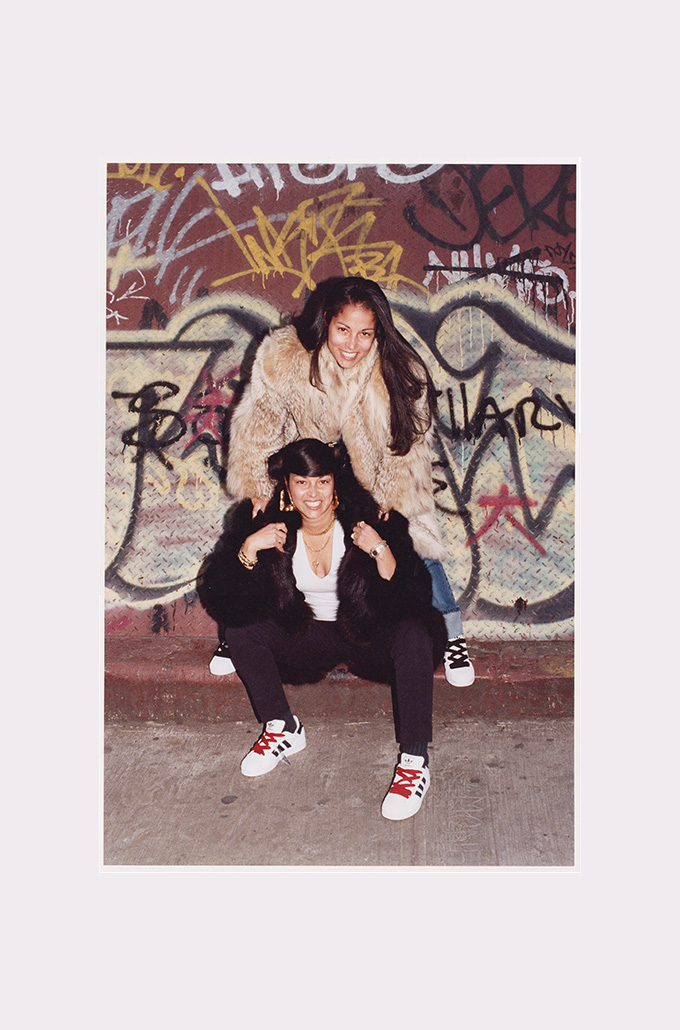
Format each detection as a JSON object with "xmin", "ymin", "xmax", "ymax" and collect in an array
[
  {"xmin": 301, "ymin": 523, "xmax": 334, "ymax": 568},
  {"xmin": 301, "ymin": 513, "xmax": 336, "ymax": 536}
]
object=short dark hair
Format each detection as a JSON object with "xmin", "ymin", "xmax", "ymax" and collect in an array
[{"xmin": 267, "ymin": 438, "xmax": 342, "ymax": 483}]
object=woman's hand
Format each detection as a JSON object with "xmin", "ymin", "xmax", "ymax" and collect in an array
[
  {"xmin": 241, "ymin": 522, "xmax": 288, "ymax": 562},
  {"xmin": 251, "ymin": 496, "xmax": 269, "ymax": 517},
  {"xmin": 351, "ymin": 520, "xmax": 384, "ymax": 553},
  {"xmin": 351, "ymin": 521, "xmax": 396, "ymax": 581}
]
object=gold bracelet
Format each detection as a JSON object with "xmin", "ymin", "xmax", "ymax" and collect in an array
[{"xmin": 238, "ymin": 548, "xmax": 258, "ymax": 569}]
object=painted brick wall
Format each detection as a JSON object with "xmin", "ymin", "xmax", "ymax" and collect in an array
[{"xmin": 106, "ymin": 163, "xmax": 576, "ymax": 641}]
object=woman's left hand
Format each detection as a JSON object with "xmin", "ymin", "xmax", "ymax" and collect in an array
[{"xmin": 351, "ymin": 521, "xmax": 397, "ymax": 581}]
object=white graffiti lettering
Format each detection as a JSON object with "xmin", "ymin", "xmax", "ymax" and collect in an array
[{"xmin": 209, "ymin": 163, "xmax": 445, "ymax": 197}]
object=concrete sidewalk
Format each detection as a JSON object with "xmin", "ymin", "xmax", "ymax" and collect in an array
[
  {"xmin": 103, "ymin": 637, "xmax": 575, "ymax": 868},
  {"xmin": 103, "ymin": 716, "xmax": 574, "ymax": 867}
]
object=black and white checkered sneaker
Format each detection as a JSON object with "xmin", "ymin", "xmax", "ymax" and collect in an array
[
  {"xmin": 443, "ymin": 637, "xmax": 475, "ymax": 687},
  {"xmin": 209, "ymin": 641, "xmax": 235, "ymax": 676}
]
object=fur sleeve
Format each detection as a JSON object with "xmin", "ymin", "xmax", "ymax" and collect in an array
[
  {"xmin": 196, "ymin": 502, "xmax": 267, "ymax": 626},
  {"xmin": 356, "ymin": 367, "xmax": 437, "ymax": 521},
  {"xmin": 372, "ymin": 427, "xmax": 437, "ymax": 520},
  {"xmin": 226, "ymin": 328, "xmax": 306, "ymax": 501},
  {"xmin": 197, "ymin": 498, "xmax": 309, "ymax": 631},
  {"xmin": 375, "ymin": 511, "xmax": 434, "ymax": 610}
]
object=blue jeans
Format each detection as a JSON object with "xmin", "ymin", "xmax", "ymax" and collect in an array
[{"xmin": 424, "ymin": 559, "xmax": 463, "ymax": 639}]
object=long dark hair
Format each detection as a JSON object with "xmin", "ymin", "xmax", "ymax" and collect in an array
[{"xmin": 293, "ymin": 276, "xmax": 437, "ymax": 456}]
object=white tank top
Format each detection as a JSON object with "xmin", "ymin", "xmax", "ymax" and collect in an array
[{"xmin": 292, "ymin": 521, "xmax": 346, "ymax": 621}]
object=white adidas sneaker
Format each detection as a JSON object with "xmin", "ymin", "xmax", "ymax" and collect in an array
[
  {"xmin": 381, "ymin": 753, "xmax": 431, "ymax": 820},
  {"xmin": 240, "ymin": 717, "xmax": 306, "ymax": 777}
]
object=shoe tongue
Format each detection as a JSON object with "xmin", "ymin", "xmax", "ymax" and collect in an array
[{"xmin": 400, "ymin": 752, "xmax": 425, "ymax": 769}]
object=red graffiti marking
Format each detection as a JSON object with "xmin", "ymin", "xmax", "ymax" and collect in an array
[
  {"xmin": 185, "ymin": 368, "xmax": 240, "ymax": 448},
  {"xmin": 466, "ymin": 483, "xmax": 547, "ymax": 556}
]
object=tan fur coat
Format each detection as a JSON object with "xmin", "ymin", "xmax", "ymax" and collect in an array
[{"xmin": 226, "ymin": 325, "xmax": 446, "ymax": 559}]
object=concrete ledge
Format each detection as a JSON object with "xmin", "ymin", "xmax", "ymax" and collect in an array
[{"xmin": 105, "ymin": 636, "xmax": 574, "ymax": 723}]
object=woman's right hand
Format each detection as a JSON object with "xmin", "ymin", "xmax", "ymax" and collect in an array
[{"xmin": 241, "ymin": 522, "xmax": 288, "ymax": 561}]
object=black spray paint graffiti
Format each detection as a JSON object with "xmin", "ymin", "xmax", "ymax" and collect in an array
[
  {"xmin": 545, "ymin": 241, "xmax": 576, "ymax": 266},
  {"xmin": 391, "ymin": 287, "xmax": 576, "ymax": 624},
  {"xmin": 424, "ymin": 245, "xmax": 565, "ymax": 292},
  {"xmin": 442, "ymin": 382, "xmax": 575, "ymax": 442},
  {"xmin": 106, "ymin": 300, "xmax": 277, "ymax": 604},
  {"xmin": 107, "ymin": 288, "xmax": 575, "ymax": 622},
  {"xmin": 111, "ymin": 382, "xmax": 187, "ymax": 469},
  {"xmin": 431, "ymin": 417, "xmax": 575, "ymax": 624},
  {"xmin": 106, "ymin": 377, "xmax": 236, "ymax": 602},
  {"xmin": 107, "ymin": 382, "xmax": 191, "ymax": 602},
  {"xmin": 403, "ymin": 164, "xmax": 576, "ymax": 250}
]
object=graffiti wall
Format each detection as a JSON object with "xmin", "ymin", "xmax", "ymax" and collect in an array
[{"xmin": 106, "ymin": 163, "xmax": 576, "ymax": 641}]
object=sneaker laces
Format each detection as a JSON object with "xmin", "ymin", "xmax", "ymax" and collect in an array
[
  {"xmin": 444, "ymin": 638, "xmax": 470, "ymax": 669},
  {"xmin": 251, "ymin": 729, "xmax": 284, "ymax": 755},
  {"xmin": 388, "ymin": 766, "xmax": 423, "ymax": 798}
]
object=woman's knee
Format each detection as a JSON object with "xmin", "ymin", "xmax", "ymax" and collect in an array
[
  {"xmin": 223, "ymin": 619, "xmax": 282, "ymax": 654},
  {"xmin": 389, "ymin": 618, "xmax": 434, "ymax": 659}
]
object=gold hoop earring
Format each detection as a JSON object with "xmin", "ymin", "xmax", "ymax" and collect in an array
[
  {"xmin": 279, "ymin": 486, "xmax": 295, "ymax": 512},
  {"xmin": 333, "ymin": 489, "xmax": 339, "ymax": 509}
]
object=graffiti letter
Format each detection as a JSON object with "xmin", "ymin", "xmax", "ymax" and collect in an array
[
  {"xmin": 290, "ymin": 163, "xmax": 344, "ymax": 185},
  {"xmin": 377, "ymin": 164, "xmax": 444, "ymax": 184},
  {"xmin": 112, "ymin": 382, "xmax": 186, "ymax": 470}
]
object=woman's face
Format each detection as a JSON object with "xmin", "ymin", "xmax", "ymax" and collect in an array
[
  {"xmin": 287, "ymin": 472, "xmax": 335, "ymax": 522},
  {"xmin": 326, "ymin": 303, "xmax": 376, "ymax": 369}
]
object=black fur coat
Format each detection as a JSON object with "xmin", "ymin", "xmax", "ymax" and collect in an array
[{"xmin": 198, "ymin": 475, "xmax": 445, "ymax": 650}]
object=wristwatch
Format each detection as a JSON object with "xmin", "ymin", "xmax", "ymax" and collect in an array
[{"xmin": 369, "ymin": 540, "xmax": 389, "ymax": 559}]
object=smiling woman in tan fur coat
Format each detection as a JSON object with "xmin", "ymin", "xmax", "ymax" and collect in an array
[{"xmin": 211, "ymin": 276, "xmax": 475, "ymax": 687}]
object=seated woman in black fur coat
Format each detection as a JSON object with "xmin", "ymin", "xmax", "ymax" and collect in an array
[{"xmin": 198, "ymin": 438, "xmax": 445, "ymax": 821}]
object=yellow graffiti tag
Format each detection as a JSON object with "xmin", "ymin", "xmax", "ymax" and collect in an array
[
  {"xmin": 195, "ymin": 177, "xmax": 426, "ymax": 298},
  {"xmin": 176, "ymin": 464, "xmax": 221, "ymax": 511},
  {"xmin": 107, "ymin": 163, "xmax": 175, "ymax": 191},
  {"xmin": 144, "ymin": 465, "xmax": 172, "ymax": 496},
  {"xmin": 143, "ymin": 456, "xmax": 220, "ymax": 511}
]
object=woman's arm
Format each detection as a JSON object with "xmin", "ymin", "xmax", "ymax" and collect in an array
[
  {"xmin": 373, "ymin": 426, "xmax": 437, "ymax": 520},
  {"xmin": 373, "ymin": 511, "xmax": 434, "ymax": 607},
  {"xmin": 359, "ymin": 373, "xmax": 437, "ymax": 519},
  {"xmin": 239, "ymin": 522, "xmax": 288, "ymax": 563},
  {"xmin": 226, "ymin": 379, "xmax": 292, "ymax": 502},
  {"xmin": 226, "ymin": 328, "xmax": 309, "ymax": 505},
  {"xmin": 198, "ymin": 504, "xmax": 285, "ymax": 626},
  {"xmin": 351, "ymin": 520, "xmax": 396, "ymax": 580}
]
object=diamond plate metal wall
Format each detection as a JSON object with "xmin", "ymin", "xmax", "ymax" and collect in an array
[{"xmin": 106, "ymin": 164, "xmax": 576, "ymax": 641}]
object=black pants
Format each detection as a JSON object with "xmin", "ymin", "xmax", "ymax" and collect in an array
[{"xmin": 224, "ymin": 617, "xmax": 434, "ymax": 744}]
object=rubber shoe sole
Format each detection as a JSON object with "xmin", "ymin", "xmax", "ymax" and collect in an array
[{"xmin": 445, "ymin": 660, "xmax": 475, "ymax": 687}]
